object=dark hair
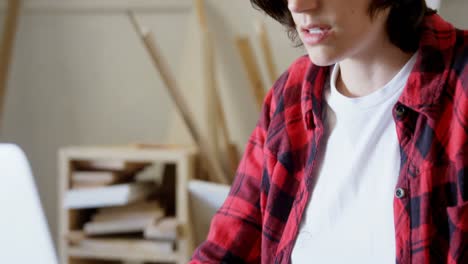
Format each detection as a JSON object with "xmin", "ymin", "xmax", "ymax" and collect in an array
[{"xmin": 250, "ymin": 0, "xmax": 434, "ymax": 53}]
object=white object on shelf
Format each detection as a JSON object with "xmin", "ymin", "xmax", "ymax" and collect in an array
[{"xmin": 64, "ymin": 183, "xmax": 154, "ymax": 209}]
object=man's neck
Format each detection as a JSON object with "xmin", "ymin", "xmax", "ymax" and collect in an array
[{"xmin": 336, "ymin": 40, "xmax": 415, "ymax": 98}]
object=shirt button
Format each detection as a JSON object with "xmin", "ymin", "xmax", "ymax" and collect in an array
[
  {"xmin": 395, "ymin": 105, "xmax": 407, "ymax": 118},
  {"xmin": 395, "ymin": 188, "xmax": 406, "ymax": 199}
]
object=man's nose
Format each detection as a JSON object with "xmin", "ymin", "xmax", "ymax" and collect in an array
[{"xmin": 287, "ymin": 0, "xmax": 319, "ymax": 13}]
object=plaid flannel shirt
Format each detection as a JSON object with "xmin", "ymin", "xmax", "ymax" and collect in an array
[{"xmin": 190, "ymin": 13, "xmax": 468, "ymax": 263}]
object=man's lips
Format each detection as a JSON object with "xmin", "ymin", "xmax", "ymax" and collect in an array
[
  {"xmin": 301, "ymin": 24, "xmax": 332, "ymax": 34},
  {"xmin": 300, "ymin": 25, "xmax": 332, "ymax": 45}
]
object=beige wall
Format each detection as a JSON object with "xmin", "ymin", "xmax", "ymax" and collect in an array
[
  {"xmin": 0, "ymin": 0, "xmax": 302, "ymax": 247},
  {"xmin": 0, "ymin": 0, "xmax": 465, "ymax": 249},
  {"xmin": 440, "ymin": 0, "xmax": 468, "ymax": 28}
]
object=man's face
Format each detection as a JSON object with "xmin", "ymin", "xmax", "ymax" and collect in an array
[{"xmin": 288, "ymin": 0, "xmax": 390, "ymax": 66}]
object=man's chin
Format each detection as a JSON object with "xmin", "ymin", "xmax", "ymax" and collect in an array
[{"xmin": 306, "ymin": 50, "xmax": 339, "ymax": 67}]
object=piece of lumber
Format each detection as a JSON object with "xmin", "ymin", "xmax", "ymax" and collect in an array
[
  {"xmin": 144, "ymin": 217, "xmax": 178, "ymax": 241},
  {"xmin": 71, "ymin": 181, "xmax": 115, "ymax": 189},
  {"xmin": 255, "ymin": 20, "xmax": 278, "ymax": 85},
  {"xmin": 92, "ymin": 206, "xmax": 164, "ymax": 222},
  {"xmin": 203, "ymin": 33, "xmax": 220, "ymax": 168},
  {"xmin": 0, "ymin": 0, "xmax": 21, "ymax": 128},
  {"xmin": 97, "ymin": 200, "xmax": 161, "ymax": 214},
  {"xmin": 78, "ymin": 238, "xmax": 173, "ymax": 254},
  {"xmin": 194, "ymin": 0, "xmax": 239, "ymax": 179},
  {"xmin": 66, "ymin": 231, "xmax": 86, "ymax": 245},
  {"xmin": 235, "ymin": 36, "xmax": 266, "ymax": 111},
  {"xmin": 128, "ymin": 12, "xmax": 228, "ymax": 184},
  {"xmin": 74, "ymin": 160, "xmax": 146, "ymax": 173},
  {"xmin": 84, "ymin": 215, "xmax": 161, "ymax": 235},
  {"xmin": 134, "ymin": 163, "xmax": 164, "ymax": 183},
  {"xmin": 194, "ymin": 0, "xmax": 207, "ymax": 30},
  {"xmin": 72, "ymin": 171, "xmax": 121, "ymax": 184},
  {"xmin": 203, "ymin": 28, "xmax": 235, "ymax": 176},
  {"xmin": 68, "ymin": 246, "xmax": 177, "ymax": 263}
]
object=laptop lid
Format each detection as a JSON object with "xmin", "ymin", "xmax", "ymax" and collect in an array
[{"xmin": 0, "ymin": 144, "xmax": 57, "ymax": 263}]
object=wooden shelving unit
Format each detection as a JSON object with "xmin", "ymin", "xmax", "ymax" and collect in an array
[{"xmin": 58, "ymin": 145, "xmax": 198, "ymax": 264}]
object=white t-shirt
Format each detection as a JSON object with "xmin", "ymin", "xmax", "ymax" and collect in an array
[{"xmin": 291, "ymin": 54, "xmax": 417, "ymax": 263}]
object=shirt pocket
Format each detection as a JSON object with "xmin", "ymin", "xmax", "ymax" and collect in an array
[{"xmin": 445, "ymin": 202, "xmax": 468, "ymax": 262}]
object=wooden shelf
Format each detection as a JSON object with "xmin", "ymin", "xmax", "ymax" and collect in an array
[
  {"xmin": 58, "ymin": 145, "xmax": 198, "ymax": 264},
  {"xmin": 60, "ymin": 145, "xmax": 197, "ymax": 164},
  {"xmin": 68, "ymin": 246, "xmax": 180, "ymax": 262}
]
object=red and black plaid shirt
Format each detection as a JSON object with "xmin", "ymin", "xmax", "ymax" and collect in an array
[{"xmin": 190, "ymin": 13, "xmax": 468, "ymax": 263}]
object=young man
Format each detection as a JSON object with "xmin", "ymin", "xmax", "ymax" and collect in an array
[{"xmin": 190, "ymin": 0, "xmax": 468, "ymax": 263}]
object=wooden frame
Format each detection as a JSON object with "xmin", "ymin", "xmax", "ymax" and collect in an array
[{"xmin": 58, "ymin": 145, "xmax": 197, "ymax": 264}]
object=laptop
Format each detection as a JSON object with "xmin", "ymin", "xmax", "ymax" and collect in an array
[{"xmin": 0, "ymin": 144, "xmax": 58, "ymax": 263}]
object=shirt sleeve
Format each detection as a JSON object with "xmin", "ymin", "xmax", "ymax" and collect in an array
[{"xmin": 189, "ymin": 89, "xmax": 274, "ymax": 264}]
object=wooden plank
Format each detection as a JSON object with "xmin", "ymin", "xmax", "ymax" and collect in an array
[
  {"xmin": 68, "ymin": 247, "xmax": 178, "ymax": 263},
  {"xmin": 194, "ymin": 0, "xmax": 207, "ymax": 30},
  {"xmin": 73, "ymin": 160, "xmax": 147, "ymax": 174},
  {"xmin": 144, "ymin": 217, "xmax": 178, "ymax": 241},
  {"xmin": 0, "ymin": 0, "xmax": 20, "ymax": 129},
  {"xmin": 71, "ymin": 171, "xmax": 123, "ymax": 189},
  {"xmin": 70, "ymin": 259, "xmax": 113, "ymax": 264},
  {"xmin": 235, "ymin": 36, "xmax": 266, "ymax": 111},
  {"xmin": 69, "ymin": 239, "xmax": 176, "ymax": 262},
  {"xmin": 128, "ymin": 12, "xmax": 228, "ymax": 184},
  {"xmin": 66, "ymin": 231, "xmax": 86, "ymax": 245},
  {"xmin": 256, "ymin": 20, "xmax": 278, "ymax": 85},
  {"xmin": 97, "ymin": 200, "xmax": 161, "ymax": 215},
  {"xmin": 195, "ymin": 0, "xmax": 239, "ymax": 180},
  {"xmin": 61, "ymin": 145, "xmax": 197, "ymax": 164},
  {"xmin": 84, "ymin": 216, "xmax": 159, "ymax": 235},
  {"xmin": 58, "ymin": 150, "xmax": 71, "ymax": 264},
  {"xmin": 205, "ymin": 32, "xmax": 239, "ymax": 180},
  {"xmin": 79, "ymin": 238, "xmax": 173, "ymax": 254},
  {"xmin": 92, "ymin": 210, "xmax": 163, "ymax": 222},
  {"xmin": 176, "ymin": 154, "xmax": 195, "ymax": 262},
  {"xmin": 0, "ymin": 0, "xmax": 192, "ymax": 13}
]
